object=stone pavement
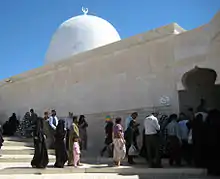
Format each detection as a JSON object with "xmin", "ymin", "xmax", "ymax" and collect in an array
[
  {"xmin": 0, "ymin": 136, "xmax": 216, "ymax": 178},
  {"xmin": 0, "ymin": 173, "xmax": 218, "ymax": 179}
]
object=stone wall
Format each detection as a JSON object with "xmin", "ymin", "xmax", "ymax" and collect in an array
[{"xmin": 0, "ymin": 31, "xmax": 178, "ymax": 122}]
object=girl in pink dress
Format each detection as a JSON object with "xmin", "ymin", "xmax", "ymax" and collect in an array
[{"xmin": 73, "ymin": 137, "xmax": 81, "ymax": 167}]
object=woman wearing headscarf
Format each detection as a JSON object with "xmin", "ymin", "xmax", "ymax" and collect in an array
[
  {"xmin": 31, "ymin": 117, "xmax": 49, "ymax": 168},
  {"xmin": 54, "ymin": 120, "xmax": 68, "ymax": 168},
  {"xmin": 78, "ymin": 115, "xmax": 88, "ymax": 150},
  {"xmin": 68, "ymin": 116, "xmax": 80, "ymax": 166},
  {"xmin": 113, "ymin": 117, "xmax": 126, "ymax": 166},
  {"xmin": 3, "ymin": 113, "xmax": 19, "ymax": 136},
  {"xmin": 100, "ymin": 115, "xmax": 114, "ymax": 157}
]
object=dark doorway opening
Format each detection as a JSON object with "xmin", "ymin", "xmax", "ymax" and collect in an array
[{"xmin": 178, "ymin": 66, "xmax": 220, "ymax": 114}]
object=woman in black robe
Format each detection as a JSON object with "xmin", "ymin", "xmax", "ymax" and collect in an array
[
  {"xmin": 54, "ymin": 120, "xmax": 68, "ymax": 168},
  {"xmin": 3, "ymin": 113, "xmax": 19, "ymax": 136},
  {"xmin": 192, "ymin": 114, "xmax": 205, "ymax": 167},
  {"xmin": 31, "ymin": 117, "xmax": 49, "ymax": 168},
  {"xmin": 205, "ymin": 110, "xmax": 220, "ymax": 176}
]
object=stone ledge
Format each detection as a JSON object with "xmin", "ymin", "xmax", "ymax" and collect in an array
[
  {"xmin": 85, "ymin": 167, "xmax": 207, "ymax": 175},
  {"xmin": 0, "ymin": 163, "xmax": 207, "ymax": 176},
  {"xmin": 1, "ymin": 149, "xmax": 55, "ymax": 155}
]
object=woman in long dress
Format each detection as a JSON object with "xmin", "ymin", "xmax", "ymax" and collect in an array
[
  {"xmin": 78, "ymin": 115, "xmax": 88, "ymax": 150},
  {"xmin": 31, "ymin": 117, "xmax": 49, "ymax": 168},
  {"xmin": 68, "ymin": 116, "xmax": 79, "ymax": 166},
  {"xmin": 113, "ymin": 117, "xmax": 126, "ymax": 166},
  {"xmin": 54, "ymin": 120, "xmax": 68, "ymax": 168}
]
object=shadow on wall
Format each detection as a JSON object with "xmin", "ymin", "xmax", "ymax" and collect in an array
[{"xmin": 178, "ymin": 66, "xmax": 220, "ymax": 113}]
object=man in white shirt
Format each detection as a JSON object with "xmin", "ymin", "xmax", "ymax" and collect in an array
[
  {"xmin": 49, "ymin": 110, "xmax": 59, "ymax": 130},
  {"xmin": 144, "ymin": 113, "xmax": 161, "ymax": 168},
  {"xmin": 166, "ymin": 114, "xmax": 181, "ymax": 166},
  {"xmin": 48, "ymin": 110, "xmax": 59, "ymax": 149}
]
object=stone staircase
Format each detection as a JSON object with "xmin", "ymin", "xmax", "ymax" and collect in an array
[
  {"xmin": 0, "ymin": 136, "xmax": 55, "ymax": 163},
  {"xmin": 0, "ymin": 107, "xmax": 213, "ymax": 177},
  {"xmin": 0, "ymin": 136, "xmax": 210, "ymax": 178}
]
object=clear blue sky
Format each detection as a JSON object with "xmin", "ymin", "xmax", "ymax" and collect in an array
[{"xmin": 0, "ymin": 0, "xmax": 219, "ymax": 80}]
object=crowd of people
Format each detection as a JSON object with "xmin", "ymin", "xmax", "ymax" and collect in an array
[
  {"xmin": 30, "ymin": 110, "xmax": 88, "ymax": 168},
  {"xmin": 0, "ymin": 109, "xmax": 88, "ymax": 168},
  {"xmin": 0, "ymin": 99, "xmax": 220, "ymax": 176},
  {"xmin": 100, "ymin": 100, "xmax": 220, "ymax": 176}
]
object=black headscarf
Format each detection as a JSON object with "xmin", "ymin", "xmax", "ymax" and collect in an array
[
  {"xmin": 33, "ymin": 117, "xmax": 44, "ymax": 142},
  {"xmin": 55, "ymin": 120, "xmax": 66, "ymax": 140}
]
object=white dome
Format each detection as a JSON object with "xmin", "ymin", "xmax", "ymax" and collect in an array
[{"xmin": 45, "ymin": 13, "xmax": 121, "ymax": 64}]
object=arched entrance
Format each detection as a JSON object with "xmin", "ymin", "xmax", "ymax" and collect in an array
[{"xmin": 178, "ymin": 66, "xmax": 220, "ymax": 113}]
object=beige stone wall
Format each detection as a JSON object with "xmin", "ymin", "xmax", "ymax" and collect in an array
[{"xmin": 0, "ymin": 36, "xmax": 177, "ymax": 121}]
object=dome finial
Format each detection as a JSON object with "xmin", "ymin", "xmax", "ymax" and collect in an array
[{"xmin": 82, "ymin": 7, "xmax": 88, "ymax": 15}]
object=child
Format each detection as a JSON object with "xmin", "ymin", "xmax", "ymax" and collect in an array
[{"xmin": 73, "ymin": 137, "xmax": 81, "ymax": 167}]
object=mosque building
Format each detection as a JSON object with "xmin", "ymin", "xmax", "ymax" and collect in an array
[{"xmin": 0, "ymin": 9, "xmax": 220, "ymax": 151}]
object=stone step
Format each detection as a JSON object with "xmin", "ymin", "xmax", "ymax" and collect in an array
[
  {"xmin": 3, "ymin": 137, "xmax": 32, "ymax": 141},
  {"xmin": 0, "ymin": 173, "xmax": 212, "ymax": 179},
  {"xmin": 1, "ymin": 146, "xmax": 55, "ymax": 155},
  {"xmin": 3, "ymin": 141, "xmax": 33, "ymax": 147},
  {"xmin": 0, "ymin": 155, "xmax": 56, "ymax": 163},
  {"xmin": 0, "ymin": 161, "xmax": 207, "ymax": 176},
  {"xmin": 0, "ymin": 152, "xmax": 92, "ymax": 163}
]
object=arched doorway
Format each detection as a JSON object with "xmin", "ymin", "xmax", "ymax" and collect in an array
[{"xmin": 178, "ymin": 66, "xmax": 220, "ymax": 113}]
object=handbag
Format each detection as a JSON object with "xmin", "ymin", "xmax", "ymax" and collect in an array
[{"xmin": 128, "ymin": 145, "xmax": 138, "ymax": 156}]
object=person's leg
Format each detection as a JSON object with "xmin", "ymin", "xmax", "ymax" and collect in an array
[
  {"xmin": 133, "ymin": 139, "xmax": 139, "ymax": 151},
  {"xmin": 146, "ymin": 135, "xmax": 153, "ymax": 167},
  {"xmin": 100, "ymin": 145, "xmax": 107, "ymax": 156},
  {"xmin": 188, "ymin": 144, "xmax": 193, "ymax": 165},
  {"xmin": 66, "ymin": 130, "xmax": 69, "ymax": 151},
  {"xmin": 107, "ymin": 143, "xmax": 113, "ymax": 157},
  {"xmin": 153, "ymin": 135, "xmax": 161, "ymax": 167},
  {"xmin": 73, "ymin": 152, "xmax": 77, "ymax": 167},
  {"xmin": 113, "ymin": 139, "xmax": 120, "ymax": 166},
  {"xmin": 113, "ymin": 140, "xmax": 116, "ymax": 165},
  {"xmin": 54, "ymin": 142, "xmax": 59, "ymax": 167},
  {"xmin": 126, "ymin": 144, "xmax": 134, "ymax": 164},
  {"xmin": 182, "ymin": 140, "xmax": 191, "ymax": 165},
  {"xmin": 175, "ymin": 138, "xmax": 182, "ymax": 166},
  {"xmin": 193, "ymin": 142, "xmax": 201, "ymax": 167},
  {"xmin": 168, "ymin": 136, "xmax": 175, "ymax": 166},
  {"xmin": 68, "ymin": 136, "xmax": 73, "ymax": 166},
  {"xmin": 128, "ymin": 155, "xmax": 134, "ymax": 164},
  {"xmin": 78, "ymin": 155, "xmax": 81, "ymax": 166}
]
